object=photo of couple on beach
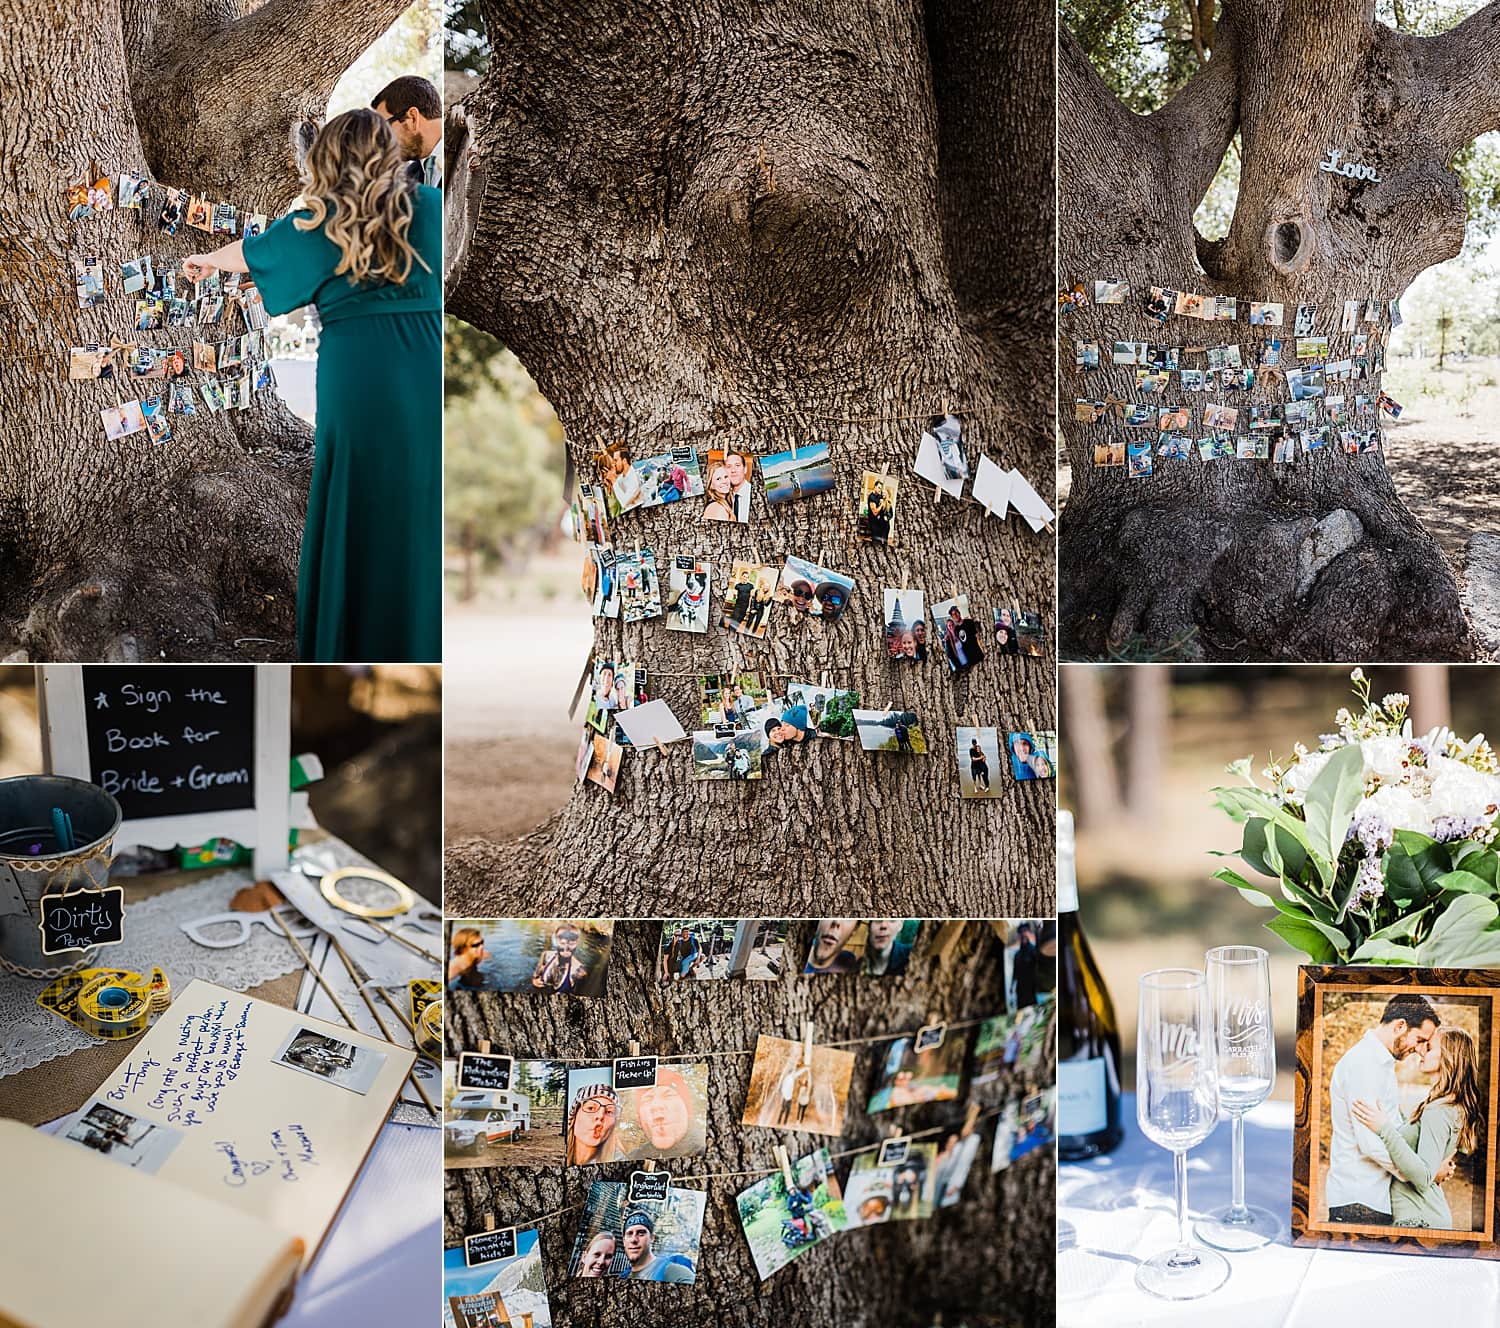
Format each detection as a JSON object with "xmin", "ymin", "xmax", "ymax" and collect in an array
[{"xmin": 1314, "ymin": 990, "xmax": 1492, "ymax": 1237}]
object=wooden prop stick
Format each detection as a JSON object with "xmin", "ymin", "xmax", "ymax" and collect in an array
[
  {"xmin": 328, "ymin": 934, "xmax": 438, "ymax": 1119},
  {"xmin": 270, "ymin": 906, "xmax": 361, "ymax": 1031},
  {"xmin": 364, "ymin": 916, "xmax": 442, "ymax": 965}
]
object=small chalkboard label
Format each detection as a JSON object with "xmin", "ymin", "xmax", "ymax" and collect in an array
[
  {"xmin": 457, "ymin": 1052, "xmax": 513, "ymax": 1092},
  {"xmin": 612, "ymin": 1055, "xmax": 658, "ymax": 1090},
  {"xmin": 463, "ymin": 1226, "xmax": 518, "ymax": 1266},
  {"xmin": 877, "ymin": 1136, "xmax": 910, "ymax": 1167},
  {"xmin": 628, "ymin": 1170, "xmax": 671, "ymax": 1204},
  {"xmin": 38, "ymin": 885, "xmax": 126, "ymax": 955},
  {"xmin": 915, "ymin": 1022, "xmax": 946, "ymax": 1053},
  {"xmin": 80, "ymin": 665, "xmax": 256, "ymax": 821}
]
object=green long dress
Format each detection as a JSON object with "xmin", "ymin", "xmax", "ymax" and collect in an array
[{"xmin": 243, "ymin": 185, "xmax": 441, "ymax": 662}]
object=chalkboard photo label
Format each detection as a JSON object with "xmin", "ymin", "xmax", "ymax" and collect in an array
[
  {"xmin": 628, "ymin": 1170, "xmax": 672, "ymax": 1204},
  {"xmin": 457, "ymin": 1052, "xmax": 513, "ymax": 1093},
  {"xmin": 612, "ymin": 1055, "xmax": 658, "ymax": 1090},
  {"xmin": 463, "ymin": 1226, "xmax": 518, "ymax": 1267},
  {"xmin": 38, "ymin": 885, "xmax": 126, "ymax": 955},
  {"xmin": 877, "ymin": 1136, "xmax": 911, "ymax": 1167},
  {"xmin": 80, "ymin": 665, "xmax": 256, "ymax": 821},
  {"xmin": 915, "ymin": 1023, "xmax": 946, "ymax": 1053}
]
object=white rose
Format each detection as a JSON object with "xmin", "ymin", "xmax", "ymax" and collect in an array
[
  {"xmin": 1357, "ymin": 785, "xmax": 1435, "ymax": 837},
  {"xmin": 1281, "ymin": 749, "xmax": 1334, "ymax": 805}
]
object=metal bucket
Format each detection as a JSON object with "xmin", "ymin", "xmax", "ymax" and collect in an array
[{"xmin": 0, "ymin": 775, "xmax": 122, "ymax": 978}]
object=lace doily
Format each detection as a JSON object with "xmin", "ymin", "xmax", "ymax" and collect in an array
[{"xmin": 0, "ymin": 868, "xmax": 305, "ymax": 1079}]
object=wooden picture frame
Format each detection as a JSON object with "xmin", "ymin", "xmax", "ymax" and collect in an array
[
  {"xmin": 1293, "ymin": 964, "xmax": 1500, "ymax": 1258},
  {"xmin": 38, "ymin": 664, "xmax": 291, "ymax": 879}
]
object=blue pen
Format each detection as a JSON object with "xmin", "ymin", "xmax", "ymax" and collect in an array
[{"xmin": 49, "ymin": 808, "xmax": 74, "ymax": 852}]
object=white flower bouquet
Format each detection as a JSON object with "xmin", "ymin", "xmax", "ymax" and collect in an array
[{"xmin": 1214, "ymin": 670, "xmax": 1500, "ymax": 965}]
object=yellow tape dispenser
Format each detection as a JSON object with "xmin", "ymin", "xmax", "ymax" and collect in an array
[
  {"xmin": 409, "ymin": 978, "xmax": 441, "ymax": 1061},
  {"xmin": 38, "ymin": 966, "xmax": 171, "ymax": 1040}
]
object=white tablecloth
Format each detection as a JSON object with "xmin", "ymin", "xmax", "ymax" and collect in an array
[{"xmin": 1059, "ymin": 1094, "xmax": 1500, "ymax": 1328}]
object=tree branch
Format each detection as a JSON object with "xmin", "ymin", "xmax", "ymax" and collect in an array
[
  {"xmin": 1150, "ymin": 15, "xmax": 1241, "ymax": 223},
  {"xmin": 1415, "ymin": 0, "xmax": 1500, "ymax": 149}
]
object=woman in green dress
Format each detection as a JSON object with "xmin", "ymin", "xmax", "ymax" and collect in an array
[
  {"xmin": 184, "ymin": 109, "xmax": 440, "ymax": 662},
  {"xmin": 1352, "ymin": 1025, "xmax": 1484, "ymax": 1229}
]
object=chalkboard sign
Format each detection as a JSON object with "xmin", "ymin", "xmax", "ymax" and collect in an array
[
  {"xmin": 877, "ymin": 1136, "xmax": 910, "ymax": 1167},
  {"xmin": 612, "ymin": 1055, "xmax": 658, "ymax": 1090},
  {"xmin": 38, "ymin": 885, "xmax": 126, "ymax": 955},
  {"xmin": 628, "ymin": 1170, "xmax": 671, "ymax": 1204},
  {"xmin": 41, "ymin": 665, "xmax": 292, "ymax": 878},
  {"xmin": 463, "ymin": 1227, "xmax": 517, "ymax": 1266},
  {"xmin": 457, "ymin": 1052, "xmax": 513, "ymax": 1092}
]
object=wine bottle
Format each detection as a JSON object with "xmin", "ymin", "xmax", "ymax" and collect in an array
[{"xmin": 1057, "ymin": 807, "xmax": 1124, "ymax": 1160}]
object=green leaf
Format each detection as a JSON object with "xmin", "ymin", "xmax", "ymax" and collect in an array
[
  {"xmin": 1394, "ymin": 829, "xmax": 1439, "ymax": 857},
  {"xmin": 1459, "ymin": 848, "xmax": 1499, "ymax": 887},
  {"xmin": 1216, "ymin": 788, "xmax": 1331, "ymax": 891},
  {"xmin": 1382, "ymin": 845, "xmax": 1427, "ymax": 906},
  {"xmin": 1432, "ymin": 870, "xmax": 1496, "ymax": 897},
  {"xmin": 1264, "ymin": 913, "xmax": 1343, "ymax": 964},
  {"xmin": 1303, "ymin": 744, "xmax": 1366, "ymax": 876},
  {"xmin": 1416, "ymin": 895, "xmax": 1500, "ymax": 966},
  {"xmin": 1349, "ymin": 937, "xmax": 1421, "ymax": 964},
  {"xmin": 1362, "ymin": 908, "xmax": 1433, "ymax": 944}
]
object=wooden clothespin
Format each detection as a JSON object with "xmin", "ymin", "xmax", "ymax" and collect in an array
[
  {"xmin": 775, "ymin": 1144, "xmax": 795, "ymax": 1190},
  {"xmin": 802, "ymin": 1021, "xmax": 815, "ymax": 1063},
  {"xmin": 627, "ymin": 1039, "xmax": 640, "ymax": 1057},
  {"xmin": 484, "ymin": 1213, "xmax": 496, "ymax": 1232},
  {"xmin": 479, "ymin": 1039, "xmax": 491, "ymax": 1055},
  {"xmin": 961, "ymin": 1101, "xmax": 982, "ymax": 1139},
  {"xmin": 653, "ymin": 735, "xmax": 667, "ymax": 756}
]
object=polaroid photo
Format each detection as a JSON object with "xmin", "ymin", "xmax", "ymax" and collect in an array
[
  {"xmin": 1250, "ymin": 404, "xmax": 1283, "ymax": 431},
  {"xmin": 856, "ymin": 471, "xmax": 898, "ymax": 544},
  {"xmin": 158, "ymin": 187, "xmax": 186, "ymax": 234},
  {"xmin": 1157, "ymin": 404, "xmax": 1190, "ymax": 433},
  {"xmin": 1325, "ymin": 395, "xmax": 1347, "ymax": 425},
  {"xmin": 1008, "ymin": 731, "xmax": 1053, "ymax": 780},
  {"xmin": 761, "ymin": 441, "xmax": 834, "ymax": 505},
  {"xmin": 931, "ymin": 594, "xmax": 984, "ymax": 673},
  {"xmin": 1249, "ymin": 302, "xmax": 1284, "ymax": 327},
  {"xmin": 1285, "ymin": 400, "xmax": 1316, "ymax": 427},
  {"xmin": 1221, "ymin": 366, "xmax": 1255, "ymax": 391},
  {"xmin": 583, "ymin": 657, "xmax": 628, "ymax": 734},
  {"xmin": 1074, "ymin": 399, "xmax": 1108, "ymax": 424},
  {"xmin": 660, "ymin": 920, "xmax": 788, "ymax": 982},
  {"xmin": 185, "ymin": 194, "xmax": 212, "ymax": 231},
  {"xmin": 957, "ymin": 726, "xmax": 1003, "ymax": 799},
  {"xmin": 1180, "ymin": 369, "xmax": 1206, "ymax": 392},
  {"xmin": 736, "ymin": 1146, "xmax": 848, "ymax": 1281},
  {"xmin": 448, "ymin": 919, "xmax": 613, "ymax": 997},
  {"xmin": 116, "ymin": 171, "xmax": 148, "ymax": 209},
  {"xmin": 884, "ymin": 588, "xmax": 926, "ymax": 662},
  {"xmin": 101, "ymin": 400, "xmax": 147, "ymax": 441},
  {"xmin": 582, "ymin": 732, "xmax": 623, "ymax": 793},
  {"xmin": 1123, "ymin": 404, "xmax": 1153, "ymax": 428},
  {"xmin": 1203, "ymin": 401, "xmax": 1238, "ymax": 432},
  {"xmin": 1134, "ymin": 368, "xmax": 1170, "ymax": 395},
  {"xmin": 742, "ymin": 1035, "xmax": 855, "ymax": 1137},
  {"xmin": 1303, "ymin": 426, "xmax": 1330, "ymax": 453},
  {"xmin": 198, "ymin": 296, "xmax": 225, "ymax": 324},
  {"xmin": 444, "ymin": 1058, "xmax": 566, "ymax": 1169},
  {"xmin": 932, "ymin": 1130, "xmax": 984, "ymax": 1209},
  {"xmin": 199, "ymin": 376, "xmax": 227, "ymax": 414},
  {"xmin": 613, "ymin": 1061, "xmax": 710, "ymax": 1162},
  {"xmin": 1341, "ymin": 429, "xmax": 1361, "ymax": 454},
  {"xmin": 702, "ymin": 447, "xmax": 753, "ymax": 522},
  {"xmin": 1364, "ymin": 298, "xmax": 1382, "ymax": 324},
  {"xmin": 691, "ymin": 727, "xmax": 762, "ymax": 781},
  {"xmin": 1212, "ymin": 295, "xmax": 1238, "ymax": 321},
  {"xmin": 1157, "ymin": 434, "xmax": 1193, "ymax": 460},
  {"xmin": 868, "ymin": 1033, "xmax": 967, "ymax": 1112},
  {"xmin": 192, "ymin": 340, "xmax": 218, "ymax": 373},
  {"xmin": 443, "ymin": 1234, "xmax": 553, "ymax": 1326},
  {"xmin": 697, "ymin": 672, "xmax": 769, "ymax": 728},
  {"xmin": 913, "ymin": 417, "xmax": 966, "ymax": 496},
  {"xmin": 1195, "ymin": 436, "xmax": 1223, "ymax": 461},
  {"xmin": 784, "ymin": 682, "xmax": 859, "ymax": 740},
  {"xmin": 853, "ymin": 709, "xmax": 927, "ymax": 755},
  {"xmin": 1295, "ymin": 303, "xmax": 1317, "ymax": 336},
  {"xmin": 1174, "ymin": 290, "xmax": 1207, "ymax": 319},
  {"xmin": 721, "ymin": 560, "xmax": 778, "ymax": 637},
  {"xmin": 135, "ymin": 297, "xmax": 165, "ymax": 331},
  {"xmin": 211, "ymin": 201, "xmax": 238, "ymax": 235},
  {"xmin": 1093, "ymin": 439, "xmax": 1125, "ymax": 468},
  {"xmin": 1360, "ymin": 430, "xmax": 1382, "ymax": 453},
  {"xmin": 1006, "ymin": 1090, "xmax": 1057, "ymax": 1165},
  {"xmin": 632, "ymin": 447, "xmax": 705, "ymax": 508},
  {"xmin": 1261, "ymin": 338, "xmax": 1283, "ymax": 367},
  {"xmin": 591, "ymin": 440, "xmax": 641, "ymax": 517},
  {"xmin": 1237, "ymin": 436, "xmax": 1270, "ymax": 460},
  {"xmin": 1111, "ymin": 341, "xmax": 1148, "ymax": 366},
  {"xmin": 1075, "ymin": 340, "xmax": 1100, "ymax": 371},
  {"xmin": 1289, "ymin": 366, "xmax": 1326, "ymax": 401},
  {"xmin": 1274, "ymin": 434, "xmax": 1297, "ymax": 464},
  {"xmin": 844, "ymin": 1142, "xmax": 940, "ymax": 1227},
  {"xmin": 62, "ymin": 1099, "xmax": 184, "ymax": 1173},
  {"xmin": 1144, "ymin": 287, "xmax": 1174, "ymax": 322},
  {"xmin": 1059, "ymin": 281, "xmax": 1088, "ymax": 311},
  {"xmin": 273, "ymin": 1025, "xmax": 386, "ymax": 1095},
  {"xmin": 614, "ymin": 548, "xmax": 661, "ymax": 623},
  {"xmin": 120, "ymin": 255, "xmax": 153, "ymax": 295},
  {"xmin": 568, "ymin": 1180, "xmax": 706, "ymax": 1282},
  {"xmin": 168, "ymin": 381, "xmax": 197, "ymax": 415},
  {"xmin": 572, "ymin": 482, "xmax": 611, "ymax": 546},
  {"xmin": 68, "ymin": 345, "xmax": 109, "ymax": 381},
  {"xmin": 243, "ymin": 213, "xmax": 269, "ymax": 240},
  {"xmin": 74, "ymin": 256, "xmax": 105, "ymax": 309},
  {"xmin": 1325, "ymin": 358, "xmax": 1352, "ymax": 382},
  {"xmin": 140, "ymin": 395, "xmax": 172, "ymax": 444},
  {"xmin": 663, "ymin": 556, "xmax": 711, "ymax": 633},
  {"xmin": 1297, "ymin": 336, "xmax": 1329, "ymax": 360},
  {"xmin": 1342, "ymin": 300, "xmax": 1360, "ymax": 333},
  {"xmin": 1093, "ymin": 280, "xmax": 1129, "ymax": 304},
  {"xmin": 613, "ymin": 700, "xmax": 686, "ymax": 751},
  {"xmin": 1390, "ymin": 298, "xmax": 1403, "ymax": 328},
  {"xmin": 1126, "ymin": 439, "xmax": 1153, "ymax": 478},
  {"xmin": 972, "ymin": 1004, "xmax": 1057, "ymax": 1085},
  {"xmin": 776, "ymin": 554, "xmax": 854, "ymax": 620}
]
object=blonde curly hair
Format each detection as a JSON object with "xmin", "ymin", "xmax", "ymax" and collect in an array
[{"xmin": 295, "ymin": 109, "xmax": 429, "ymax": 286}]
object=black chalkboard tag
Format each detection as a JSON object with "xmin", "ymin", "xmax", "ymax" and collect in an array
[
  {"xmin": 612, "ymin": 1055, "xmax": 657, "ymax": 1090},
  {"xmin": 457, "ymin": 1052, "xmax": 513, "ymax": 1092},
  {"xmin": 915, "ymin": 1022, "xmax": 946, "ymax": 1053},
  {"xmin": 628, "ymin": 1169, "xmax": 671, "ymax": 1204},
  {"xmin": 38, "ymin": 885, "xmax": 126, "ymax": 955},
  {"xmin": 877, "ymin": 1136, "xmax": 910, "ymax": 1167},
  {"xmin": 463, "ymin": 1226, "xmax": 518, "ymax": 1266}
]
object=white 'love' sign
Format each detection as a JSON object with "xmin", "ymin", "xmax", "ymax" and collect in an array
[{"xmin": 1319, "ymin": 147, "xmax": 1381, "ymax": 182}]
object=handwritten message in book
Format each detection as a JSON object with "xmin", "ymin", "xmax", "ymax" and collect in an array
[{"xmin": 59, "ymin": 979, "xmax": 413, "ymax": 1269}]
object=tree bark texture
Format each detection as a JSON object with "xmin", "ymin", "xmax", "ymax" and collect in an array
[
  {"xmin": 1058, "ymin": 1, "xmax": 1500, "ymax": 662},
  {"xmin": 0, "ymin": 0, "xmax": 407, "ymax": 661},
  {"xmin": 443, "ymin": 921, "xmax": 1056, "ymax": 1328},
  {"xmin": 444, "ymin": 0, "xmax": 1057, "ymax": 917}
]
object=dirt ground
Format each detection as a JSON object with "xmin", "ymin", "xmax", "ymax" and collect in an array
[
  {"xmin": 444, "ymin": 550, "xmax": 592, "ymax": 841},
  {"xmin": 444, "ymin": 1119, "xmax": 566, "ymax": 1171}
]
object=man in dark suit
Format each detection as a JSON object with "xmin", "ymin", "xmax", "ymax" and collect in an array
[{"xmin": 372, "ymin": 76, "xmax": 444, "ymax": 188}]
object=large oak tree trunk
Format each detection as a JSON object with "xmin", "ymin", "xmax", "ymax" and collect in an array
[
  {"xmin": 443, "ymin": 0, "xmax": 1057, "ymax": 918},
  {"xmin": 1058, "ymin": 0, "xmax": 1500, "ymax": 661},
  {"xmin": 0, "ymin": 0, "xmax": 408, "ymax": 661},
  {"xmin": 444, "ymin": 921, "xmax": 1055, "ymax": 1328}
]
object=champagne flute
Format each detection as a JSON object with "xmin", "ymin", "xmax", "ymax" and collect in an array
[
  {"xmin": 1196, "ymin": 944, "xmax": 1281, "ymax": 1250},
  {"xmin": 1135, "ymin": 968, "xmax": 1230, "ymax": 1300}
]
